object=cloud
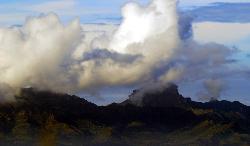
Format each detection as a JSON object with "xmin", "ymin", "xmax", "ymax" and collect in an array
[
  {"xmin": 178, "ymin": 13, "xmax": 193, "ymax": 40},
  {"xmin": 75, "ymin": 1, "xmax": 183, "ymax": 90},
  {"xmin": 197, "ymin": 79, "xmax": 226, "ymax": 101},
  {"xmin": 0, "ymin": 13, "xmax": 82, "ymax": 94},
  {"xmin": 0, "ymin": 83, "xmax": 15, "ymax": 101},
  {"xmin": 0, "ymin": 0, "xmax": 237, "ymax": 102},
  {"xmin": 82, "ymin": 49, "xmax": 142, "ymax": 63},
  {"xmin": 110, "ymin": 0, "xmax": 179, "ymax": 54}
]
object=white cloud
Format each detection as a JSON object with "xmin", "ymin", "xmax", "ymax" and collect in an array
[
  {"xmin": 0, "ymin": 13, "xmax": 82, "ymax": 94},
  {"xmin": 0, "ymin": 0, "xmax": 237, "ymax": 103},
  {"xmin": 0, "ymin": 0, "xmax": 182, "ymax": 100}
]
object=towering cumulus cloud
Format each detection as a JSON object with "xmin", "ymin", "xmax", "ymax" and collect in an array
[
  {"xmin": 110, "ymin": 0, "xmax": 179, "ymax": 54},
  {"xmin": 0, "ymin": 14, "xmax": 81, "ymax": 96},
  {"xmin": 0, "ymin": 0, "xmax": 234, "ymax": 101}
]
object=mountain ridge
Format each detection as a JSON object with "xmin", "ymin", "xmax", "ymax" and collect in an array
[{"xmin": 0, "ymin": 84, "xmax": 249, "ymax": 145}]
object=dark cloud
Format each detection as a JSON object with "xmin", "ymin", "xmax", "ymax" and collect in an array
[
  {"xmin": 174, "ymin": 41, "xmax": 236, "ymax": 81},
  {"xmin": 178, "ymin": 13, "xmax": 194, "ymax": 40},
  {"xmin": 82, "ymin": 48, "xmax": 142, "ymax": 63}
]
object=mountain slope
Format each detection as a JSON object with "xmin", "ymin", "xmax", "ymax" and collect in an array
[{"xmin": 0, "ymin": 85, "xmax": 249, "ymax": 146}]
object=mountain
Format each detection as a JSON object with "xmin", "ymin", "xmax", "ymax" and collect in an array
[
  {"xmin": 0, "ymin": 85, "xmax": 249, "ymax": 146},
  {"xmin": 122, "ymin": 83, "xmax": 186, "ymax": 108}
]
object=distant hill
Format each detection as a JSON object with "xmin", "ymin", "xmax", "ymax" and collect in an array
[{"xmin": 0, "ymin": 85, "xmax": 249, "ymax": 146}]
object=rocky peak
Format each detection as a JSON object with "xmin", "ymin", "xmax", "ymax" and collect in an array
[{"xmin": 127, "ymin": 83, "xmax": 186, "ymax": 108}]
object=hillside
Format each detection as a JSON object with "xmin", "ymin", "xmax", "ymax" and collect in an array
[{"xmin": 0, "ymin": 86, "xmax": 249, "ymax": 146}]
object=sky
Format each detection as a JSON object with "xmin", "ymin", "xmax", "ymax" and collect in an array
[
  {"xmin": 0, "ymin": 0, "xmax": 249, "ymax": 25},
  {"xmin": 0, "ymin": 0, "xmax": 250, "ymax": 105}
]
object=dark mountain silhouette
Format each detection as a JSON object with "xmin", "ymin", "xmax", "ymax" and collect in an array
[
  {"xmin": 0, "ymin": 85, "xmax": 249, "ymax": 146},
  {"xmin": 122, "ymin": 83, "xmax": 186, "ymax": 108}
]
